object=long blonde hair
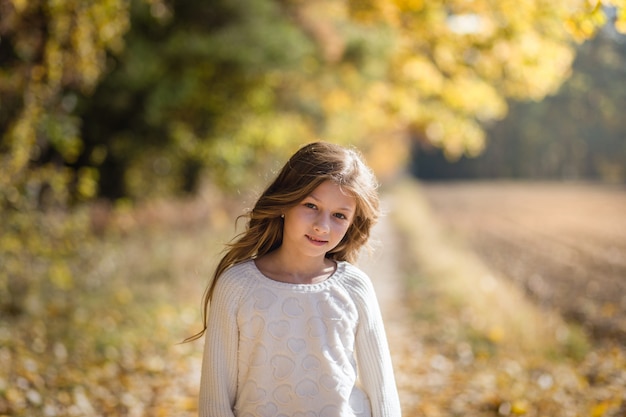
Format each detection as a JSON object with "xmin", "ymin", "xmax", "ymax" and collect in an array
[{"xmin": 186, "ymin": 141, "xmax": 380, "ymax": 341}]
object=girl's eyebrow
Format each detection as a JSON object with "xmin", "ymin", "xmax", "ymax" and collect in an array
[{"xmin": 308, "ymin": 193, "xmax": 355, "ymax": 213}]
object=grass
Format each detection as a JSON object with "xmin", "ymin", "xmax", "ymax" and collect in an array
[
  {"xmin": 0, "ymin": 192, "xmax": 243, "ymax": 416},
  {"xmin": 389, "ymin": 179, "xmax": 590, "ymax": 359}
]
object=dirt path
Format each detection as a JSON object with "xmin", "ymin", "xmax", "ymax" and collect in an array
[
  {"xmin": 359, "ymin": 198, "xmax": 406, "ymax": 322},
  {"xmin": 358, "ymin": 197, "xmax": 421, "ymax": 412}
]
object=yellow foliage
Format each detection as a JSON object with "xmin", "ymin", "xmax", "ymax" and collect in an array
[
  {"xmin": 178, "ymin": 396, "xmax": 198, "ymax": 411},
  {"xmin": 591, "ymin": 400, "xmax": 610, "ymax": 417},
  {"xmin": 1, "ymin": 0, "xmax": 132, "ymax": 210},
  {"xmin": 5, "ymin": 101, "xmax": 41, "ymax": 176},
  {"xmin": 362, "ymin": 134, "xmax": 410, "ymax": 180},
  {"xmin": 605, "ymin": 0, "xmax": 626, "ymax": 32},
  {"xmin": 6, "ymin": 0, "xmax": 621, "ymax": 206},
  {"xmin": 441, "ymin": 75, "xmax": 507, "ymax": 120},
  {"xmin": 400, "ymin": 57, "xmax": 444, "ymax": 96},
  {"xmin": 115, "ymin": 288, "xmax": 134, "ymax": 305},
  {"xmin": 564, "ymin": 0, "xmax": 626, "ymax": 41},
  {"xmin": 49, "ymin": 262, "xmax": 74, "ymax": 290},
  {"xmin": 1, "ymin": 234, "xmax": 22, "ymax": 255},
  {"xmin": 77, "ymin": 167, "xmax": 100, "ymax": 200},
  {"xmin": 323, "ymin": 89, "xmax": 353, "ymax": 113},
  {"xmin": 3, "ymin": 0, "xmax": 624, "ymax": 207},
  {"xmin": 393, "ymin": 0, "xmax": 424, "ymax": 12},
  {"xmin": 488, "ymin": 326, "xmax": 505, "ymax": 344},
  {"xmin": 511, "ymin": 399, "xmax": 529, "ymax": 415}
]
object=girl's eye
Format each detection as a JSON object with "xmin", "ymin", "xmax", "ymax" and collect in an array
[
  {"xmin": 304, "ymin": 202, "xmax": 317, "ymax": 209},
  {"xmin": 334, "ymin": 213, "xmax": 347, "ymax": 220}
]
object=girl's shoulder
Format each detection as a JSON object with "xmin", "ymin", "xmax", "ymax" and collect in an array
[
  {"xmin": 335, "ymin": 262, "xmax": 383, "ymax": 315},
  {"xmin": 339, "ymin": 261, "xmax": 369, "ymax": 280},
  {"xmin": 336, "ymin": 261, "xmax": 376, "ymax": 295},
  {"xmin": 213, "ymin": 260, "xmax": 260, "ymax": 294},
  {"xmin": 222, "ymin": 259, "xmax": 256, "ymax": 276}
]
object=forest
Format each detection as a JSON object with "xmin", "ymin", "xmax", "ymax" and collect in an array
[
  {"xmin": 1, "ymin": 0, "xmax": 626, "ymax": 415},
  {"xmin": 413, "ymin": 20, "xmax": 626, "ymax": 181}
]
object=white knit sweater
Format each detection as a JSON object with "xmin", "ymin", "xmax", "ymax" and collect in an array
[{"xmin": 199, "ymin": 260, "xmax": 401, "ymax": 417}]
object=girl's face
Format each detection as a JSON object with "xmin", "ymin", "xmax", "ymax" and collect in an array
[{"xmin": 282, "ymin": 180, "xmax": 356, "ymax": 260}]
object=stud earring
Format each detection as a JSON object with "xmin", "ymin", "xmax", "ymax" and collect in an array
[{"xmin": 280, "ymin": 214, "xmax": 285, "ymax": 218}]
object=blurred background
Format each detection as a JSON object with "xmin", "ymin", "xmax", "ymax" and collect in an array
[{"xmin": 1, "ymin": 0, "xmax": 625, "ymax": 416}]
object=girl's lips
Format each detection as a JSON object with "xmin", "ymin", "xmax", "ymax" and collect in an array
[{"xmin": 306, "ymin": 235, "xmax": 328, "ymax": 245}]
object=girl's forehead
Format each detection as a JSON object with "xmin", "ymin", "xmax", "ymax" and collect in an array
[{"xmin": 308, "ymin": 180, "xmax": 356, "ymax": 209}]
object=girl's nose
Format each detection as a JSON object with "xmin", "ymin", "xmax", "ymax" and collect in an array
[{"xmin": 313, "ymin": 213, "xmax": 330, "ymax": 233}]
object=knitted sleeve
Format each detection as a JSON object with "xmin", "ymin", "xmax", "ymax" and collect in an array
[
  {"xmin": 350, "ymin": 269, "xmax": 402, "ymax": 417},
  {"xmin": 198, "ymin": 272, "xmax": 242, "ymax": 417}
]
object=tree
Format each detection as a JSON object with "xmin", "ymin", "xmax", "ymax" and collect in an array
[
  {"xmin": 0, "ymin": 0, "xmax": 139, "ymax": 315},
  {"xmin": 0, "ymin": 0, "xmax": 135, "ymax": 207},
  {"xmin": 1, "ymin": 0, "xmax": 625, "ymax": 203},
  {"xmin": 410, "ymin": 5, "xmax": 626, "ymax": 182},
  {"xmin": 77, "ymin": 0, "xmax": 318, "ymax": 199}
]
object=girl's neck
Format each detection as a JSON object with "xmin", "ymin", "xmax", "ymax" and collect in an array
[{"xmin": 255, "ymin": 249, "xmax": 336, "ymax": 285}]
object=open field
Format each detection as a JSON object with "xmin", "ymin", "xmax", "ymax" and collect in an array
[
  {"xmin": 419, "ymin": 180, "xmax": 626, "ymax": 344},
  {"xmin": 389, "ymin": 180, "xmax": 626, "ymax": 417}
]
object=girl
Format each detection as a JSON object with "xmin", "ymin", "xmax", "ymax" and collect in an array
[{"xmin": 194, "ymin": 142, "xmax": 401, "ymax": 417}]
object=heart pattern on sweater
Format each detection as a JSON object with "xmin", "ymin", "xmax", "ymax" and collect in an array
[
  {"xmin": 271, "ymin": 355, "xmax": 295, "ymax": 380},
  {"xmin": 320, "ymin": 405, "xmax": 341, "ymax": 417},
  {"xmin": 282, "ymin": 297, "xmax": 304, "ymax": 317},
  {"xmin": 241, "ymin": 380, "xmax": 266, "ymax": 403},
  {"xmin": 273, "ymin": 384, "xmax": 292, "ymax": 404},
  {"xmin": 302, "ymin": 354, "xmax": 320, "ymax": 371},
  {"xmin": 253, "ymin": 288, "xmax": 277, "ymax": 310},
  {"xmin": 268, "ymin": 320, "xmax": 290, "ymax": 339},
  {"xmin": 307, "ymin": 317, "xmax": 327, "ymax": 338},
  {"xmin": 295, "ymin": 379, "xmax": 319, "ymax": 398},
  {"xmin": 240, "ymin": 315, "xmax": 265, "ymax": 339},
  {"xmin": 287, "ymin": 338, "xmax": 306, "ymax": 354},
  {"xmin": 256, "ymin": 402, "xmax": 278, "ymax": 417}
]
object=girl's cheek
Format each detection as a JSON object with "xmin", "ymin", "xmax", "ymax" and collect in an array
[{"xmin": 333, "ymin": 222, "xmax": 349, "ymax": 235}]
